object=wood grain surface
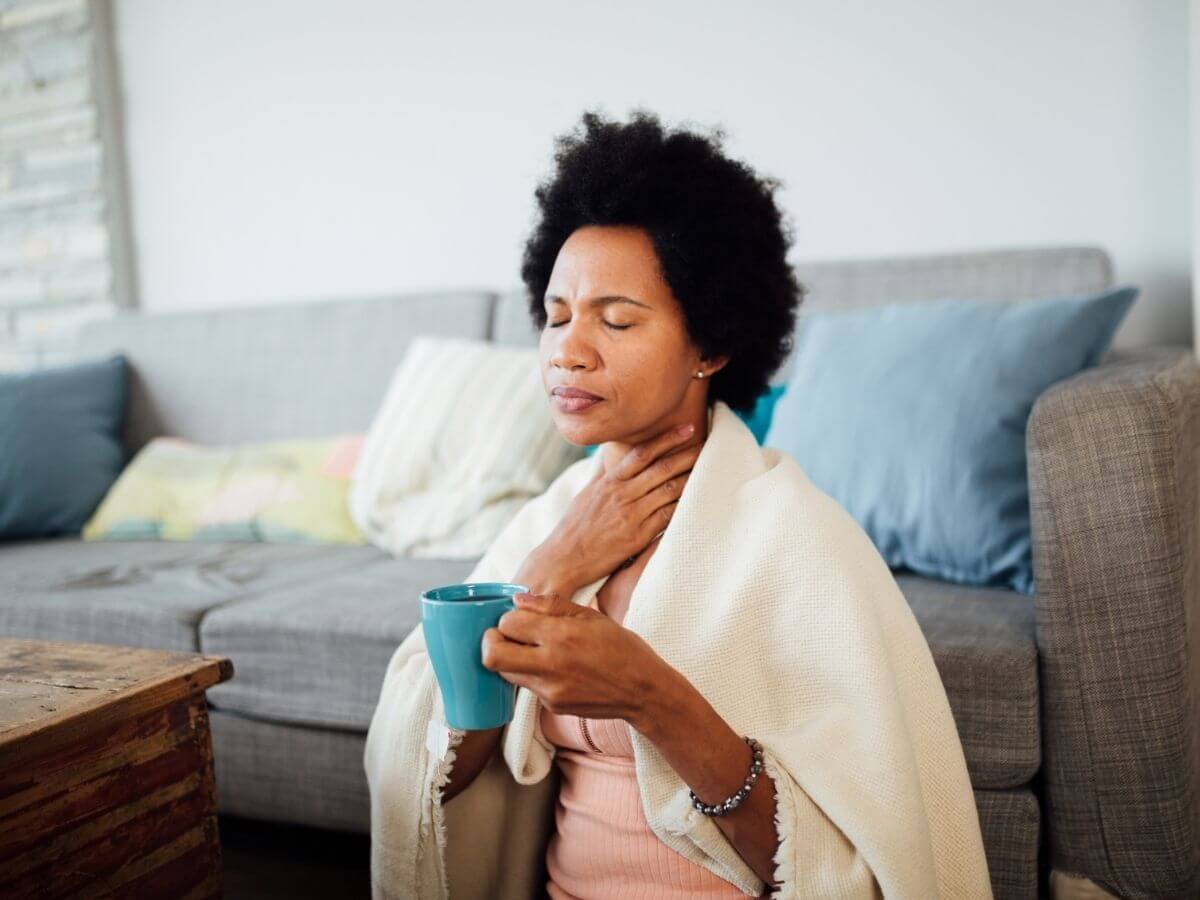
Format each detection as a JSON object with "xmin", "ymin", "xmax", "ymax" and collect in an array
[{"xmin": 0, "ymin": 638, "xmax": 233, "ymax": 899}]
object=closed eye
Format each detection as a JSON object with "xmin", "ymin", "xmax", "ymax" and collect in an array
[{"xmin": 547, "ymin": 320, "xmax": 632, "ymax": 330}]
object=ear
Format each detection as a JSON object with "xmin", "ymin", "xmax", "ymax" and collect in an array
[{"xmin": 701, "ymin": 353, "xmax": 731, "ymax": 377}]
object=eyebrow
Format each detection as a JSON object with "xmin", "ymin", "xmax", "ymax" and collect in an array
[{"xmin": 544, "ymin": 294, "xmax": 653, "ymax": 311}]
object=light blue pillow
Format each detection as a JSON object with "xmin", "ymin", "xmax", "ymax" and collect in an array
[
  {"xmin": 764, "ymin": 286, "xmax": 1138, "ymax": 595},
  {"xmin": 583, "ymin": 383, "xmax": 788, "ymax": 457},
  {"xmin": 0, "ymin": 355, "xmax": 128, "ymax": 539}
]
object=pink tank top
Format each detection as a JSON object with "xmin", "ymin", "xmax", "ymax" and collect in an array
[{"xmin": 538, "ymin": 595, "xmax": 746, "ymax": 899}]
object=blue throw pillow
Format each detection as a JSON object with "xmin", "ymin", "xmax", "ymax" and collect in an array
[
  {"xmin": 582, "ymin": 383, "xmax": 788, "ymax": 457},
  {"xmin": 764, "ymin": 286, "xmax": 1137, "ymax": 595},
  {"xmin": 738, "ymin": 382, "xmax": 789, "ymax": 444},
  {"xmin": 0, "ymin": 355, "xmax": 128, "ymax": 539}
]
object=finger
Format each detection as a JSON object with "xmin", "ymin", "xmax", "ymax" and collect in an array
[
  {"xmin": 630, "ymin": 462, "xmax": 692, "ymax": 514},
  {"xmin": 497, "ymin": 607, "xmax": 547, "ymax": 644},
  {"xmin": 513, "ymin": 590, "xmax": 579, "ymax": 618},
  {"xmin": 496, "ymin": 668, "xmax": 541, "ymax": 691},
  {"xmin": 612, "ymin": 422, "xmax": 696, "ymax": 481},
  {"xmin": 638, "ymin": 497, "xmax": 679, "ymax": 537},
  {"xmin": 481, "ymin": 628, "xmax": 547, "ymax": 675}
]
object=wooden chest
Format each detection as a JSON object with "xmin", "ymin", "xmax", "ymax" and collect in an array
[{"xmin": 0, "ymin": 638, "xmax": 233, "ymax": 898}]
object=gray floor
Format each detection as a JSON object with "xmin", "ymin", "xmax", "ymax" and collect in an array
[{"xmin": 220, "ymin": 815, "xmax": 371, "ymax": 899}]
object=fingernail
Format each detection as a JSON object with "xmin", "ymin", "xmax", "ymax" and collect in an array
[{"xmin": 680, "ymin": 424, "xmax": 694, "ymax": 435}]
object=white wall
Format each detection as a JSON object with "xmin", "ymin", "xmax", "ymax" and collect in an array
[
  {"xmin": 1193, "ymin": 0, "xmax": 1200, "ymax": 355},
  {"xmin": 112, "ymin": 0, "xmax": 1192, "ymax": 350}
]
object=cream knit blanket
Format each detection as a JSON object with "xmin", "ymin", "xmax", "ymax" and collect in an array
[{"xmin": 364, "ymin": 399, "xmax": 993, "ymax": 899}]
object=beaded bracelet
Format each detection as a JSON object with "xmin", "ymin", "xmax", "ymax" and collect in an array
[{"xmin": 689, "ymin": 736, "xmax": 764, "ymax": 816}]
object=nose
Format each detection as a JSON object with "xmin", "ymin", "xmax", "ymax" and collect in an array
[{"xmin": 547, "ymin": 318, "xmax": 597, "ymax": 371}]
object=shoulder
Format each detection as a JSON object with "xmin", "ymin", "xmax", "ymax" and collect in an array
[{"xmin": 741, "ymin": 447, "xmax": 893, "ymax": 588}]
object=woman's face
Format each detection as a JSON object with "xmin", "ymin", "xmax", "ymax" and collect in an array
[{"xmin": 540, "ymin": 224, "xmax": 728, "ymax": 450}]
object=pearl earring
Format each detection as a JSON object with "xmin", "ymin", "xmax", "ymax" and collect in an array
[{"xmin": 695, "ymin": 371, "xmax": 705, "ymax": 379}]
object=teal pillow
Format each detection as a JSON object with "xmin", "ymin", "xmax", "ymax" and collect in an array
[
  {"xmin": 764, "ymin": 286, "xmax": 1137, "ymax": 595},
  {"xmin": 739, "ymin": 383, "xmax": 788, "ymax": 443},
  {"xmin": 582, "ymin": 383, "xmax": 788, "ymax": 457},
  {"xmin": 0, "ymin": 355, "xmax": 128, "ymax": 539}
]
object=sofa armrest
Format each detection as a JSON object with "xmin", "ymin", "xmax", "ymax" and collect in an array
[{"xmin": 1026, "ymin": 344, "xmax": 1200, "ymax": 898}]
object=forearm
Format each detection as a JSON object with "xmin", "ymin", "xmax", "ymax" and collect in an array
[
  {"xmin": 628, "ymin": 662, "xmax": 780, "ymax": 892},
  {"xmin": 441, "ymin": 726, "xmax": 503, "ymax": 804},
  {"xmin": 443, "ymin": 544, "xmax": 584, "ymax": 804}
]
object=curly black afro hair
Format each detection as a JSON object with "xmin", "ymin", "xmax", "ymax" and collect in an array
[{"xmin": 520, "ymin": 107, "xmax": 805, "ymax": 414}]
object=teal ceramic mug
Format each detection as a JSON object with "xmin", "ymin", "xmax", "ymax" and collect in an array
[{"xmin": 421, "ymin": 581, "xmax": 530, "ymax": 730}]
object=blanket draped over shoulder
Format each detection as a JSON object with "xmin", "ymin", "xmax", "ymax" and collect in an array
[{"xmin": 364, "ymin": 400, "xmax": 993, "ymax": 899}]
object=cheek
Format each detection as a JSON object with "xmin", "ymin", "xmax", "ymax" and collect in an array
[
  {"xmin": 625, "ymin": 332, "xmax": 686, "ymax": 381},
  {"xmin": 629, "ymin": 348, "xmax": 667, "ymax": 383},
  {"xmin": 606, "ymin": 342, "xmax": 659, "ymax": 391}
]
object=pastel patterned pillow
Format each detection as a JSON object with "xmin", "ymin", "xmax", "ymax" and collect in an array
[{"xmin": 82, "ymin": 434, "xmax": 367, "ymax": 544}]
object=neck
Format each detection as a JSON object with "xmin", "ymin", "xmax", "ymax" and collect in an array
[{"xmin": 599, "ymin": 402, "xmax": 714, "ymax": 477}]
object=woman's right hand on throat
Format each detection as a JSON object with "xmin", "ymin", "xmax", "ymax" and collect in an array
[{"xmin": 541, "ymin": 422, "xmax": 703, "ymax": 588}]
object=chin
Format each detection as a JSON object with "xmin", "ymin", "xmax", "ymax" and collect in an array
[
  {"xmin": 549, "ymin": 402, "xmax": 614, "ymax": 446},
  {"xmin": 555, "ymin": 426, "xmax": 597, "ymax": 447}
]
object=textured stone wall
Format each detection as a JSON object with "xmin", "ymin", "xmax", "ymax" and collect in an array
[{"xmin": 0, "ymin": 0, "xmax": 135, "ymax": 371}]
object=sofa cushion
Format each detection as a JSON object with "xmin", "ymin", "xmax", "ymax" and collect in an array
[
  {"xmin": 975, "ymin": 788, "xmax": 1041, "ymax": 900},
  {"xmin": 896, "ymin": 573, "xmax": 1039, "ymax": 789},
  {"xmin": 200, "ymin": 553, "xmax": 476, "ymax": 729},
  {"xmin": 0, "ymin": 537, "xmax": 382, "ymax": 651},
  {"xmin": 200, "ymin": 556, "xmax": 1038, "ymax": 789}
]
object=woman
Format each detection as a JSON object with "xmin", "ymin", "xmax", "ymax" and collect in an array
[{"xmin": 365, "ymin": 109, "xmax": 993, "ymax": 900}]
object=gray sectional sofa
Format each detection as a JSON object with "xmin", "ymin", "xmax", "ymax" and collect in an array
[{"xmin": 2, "ymin": 245, "xmax": 1197, "ymax": 900}]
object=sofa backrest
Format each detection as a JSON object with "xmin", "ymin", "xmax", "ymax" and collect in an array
[
  {"xmin": 492, "ymin": 245, "xmax": 1114, "ymax": 385},
  {"xmin": 74, "ymin": 290, "xmax": 494, "ymax": 455},
  {"xmin": 74, "ymin": 245, "xmax": 1114, "ymax": 456}
]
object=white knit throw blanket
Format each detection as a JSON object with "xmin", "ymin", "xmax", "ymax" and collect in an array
[{"xmin": 364, "ymin": 400, "xmax": 993, "ymax": 899}]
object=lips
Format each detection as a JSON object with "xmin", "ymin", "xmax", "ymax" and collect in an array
[
  {"xmin": 553, "ymin": 387, "xmax": 603, "ymax": 400},
  {"xmin": 551, "ymin": 387, "xmax": 604, "ymax": 413}
]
